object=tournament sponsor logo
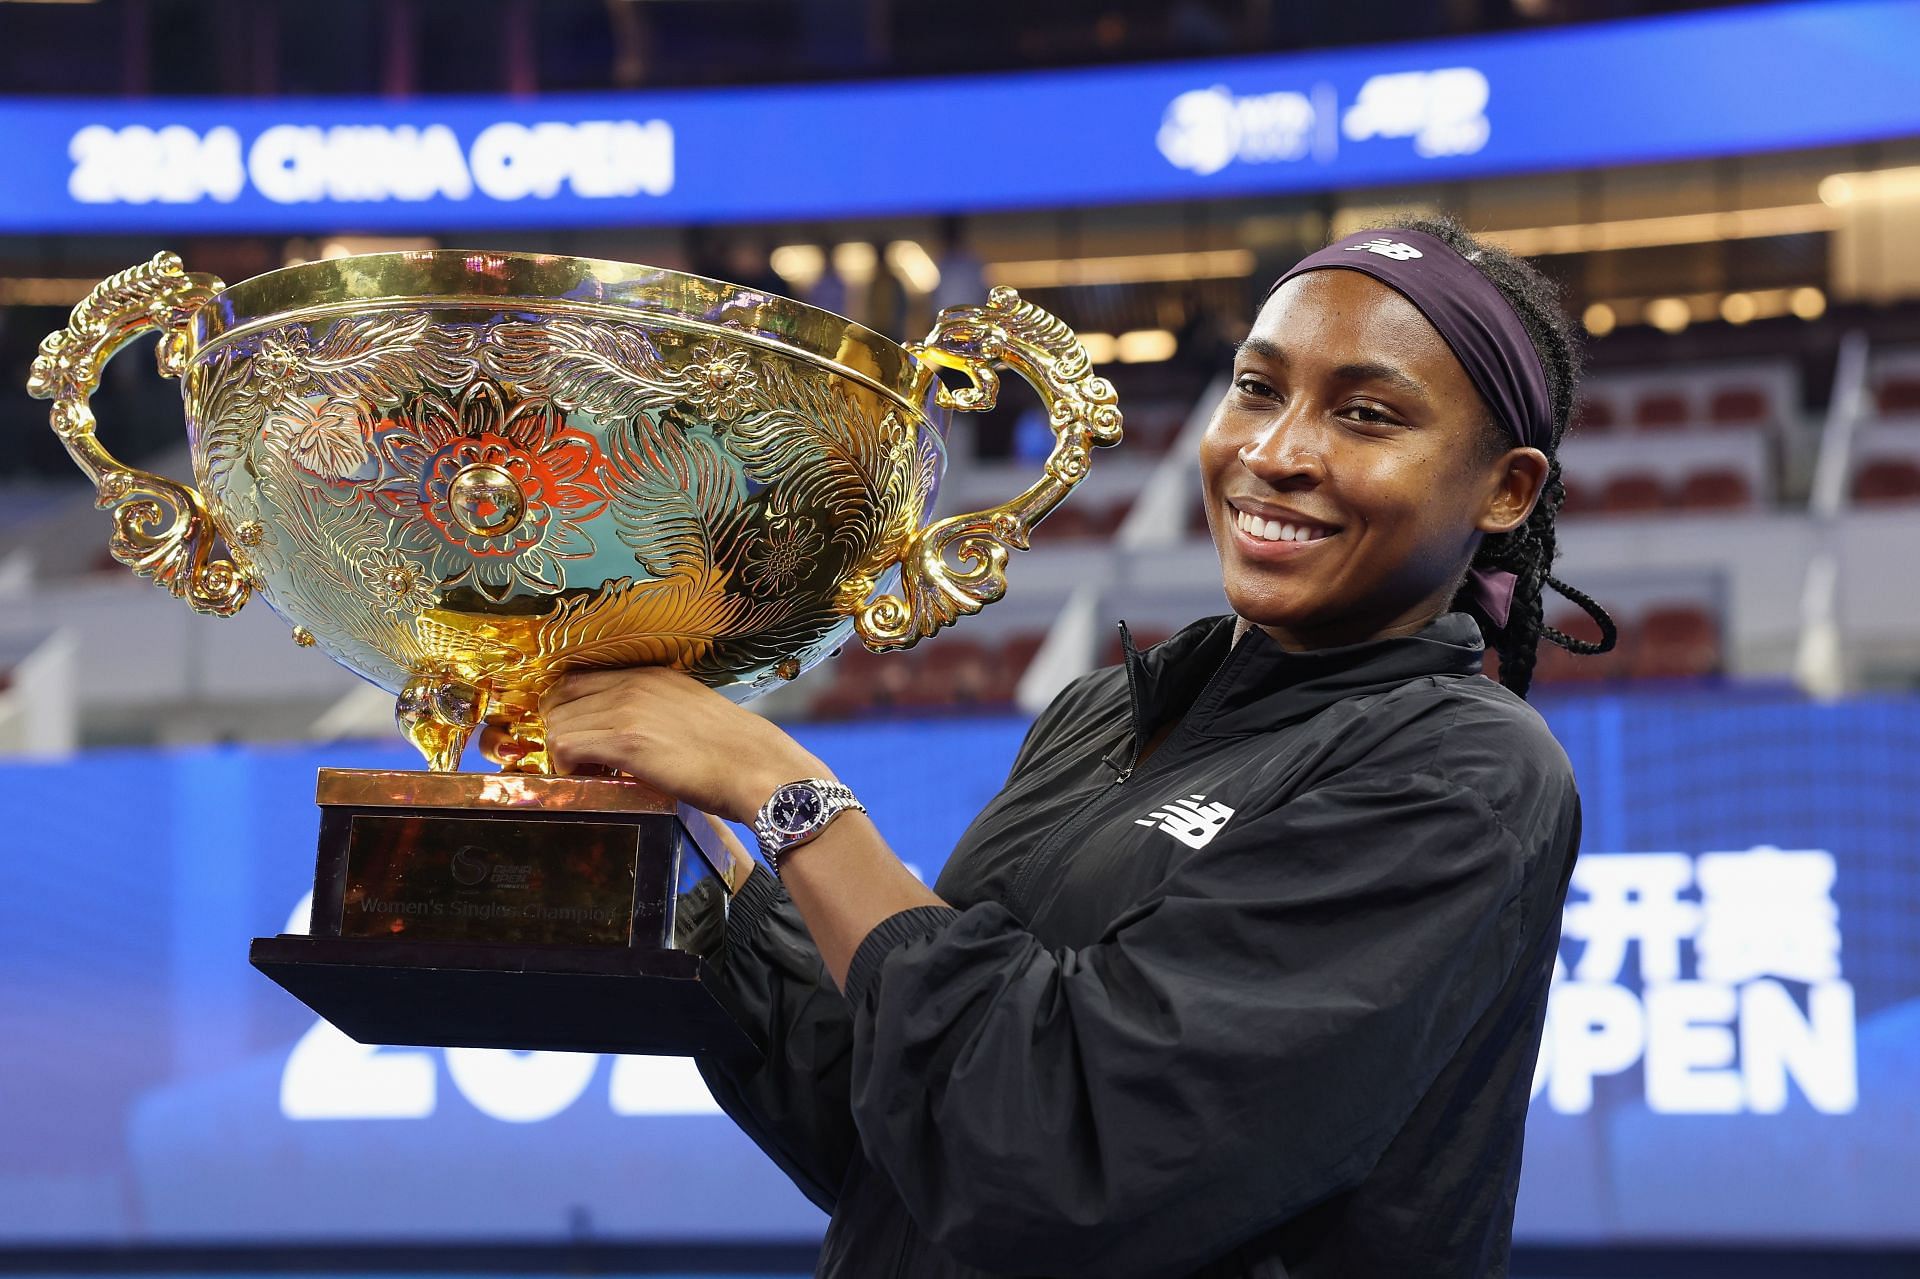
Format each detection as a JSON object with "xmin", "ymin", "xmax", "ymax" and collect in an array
[
  {"xmin": 1156, "ymin": 85, "xmax": 1317, "ymax": 176},
  {"xmin": 1341, "ymin": 67, "xmax": 1490, "ymax": 158}
]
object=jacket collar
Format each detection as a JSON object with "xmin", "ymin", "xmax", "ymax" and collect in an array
[{"xmin": 1122, "ymin": 611, "xmax": 1487, "ymax": 741}]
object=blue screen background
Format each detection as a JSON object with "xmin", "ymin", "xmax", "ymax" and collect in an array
[{"xmin": 1, "ymin": 690, "xmax": 1916, "ymax": 1245}]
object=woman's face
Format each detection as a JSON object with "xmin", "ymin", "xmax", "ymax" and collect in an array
[{"xmin": 1199, "ymin": 269, "xmax": 1549, "ymax": 651}]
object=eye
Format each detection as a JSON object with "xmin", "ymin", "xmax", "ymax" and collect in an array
[
  {"xmin": 1340, "ymin": 401, "xmax": 1405, "ymax": 427},
  {"xmin": 1232, "ymin": 372, "xmax": 1280, "ymax": 401}
]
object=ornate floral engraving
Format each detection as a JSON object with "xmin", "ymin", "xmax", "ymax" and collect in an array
[
  {"xmin": 680, "ymin": 341, "xmax": 761, "ymax": 424},
  {"xmin": 373, "ymin": 381, "xmax": 610, "ymax": 601},
  {"xmin": 265, "ymin": 396, "xmax": 375, "ymax": 481},
  {"xmin": 742, "ymin": 506, "xmax": 824, "ymax": 598},
  {"xmin": 355, "ymin": 546, "xmax": 438, "ymax": 617}
]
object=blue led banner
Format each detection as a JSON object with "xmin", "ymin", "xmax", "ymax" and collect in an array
[
  {"xmin": 0, "ymin": 0, "xmax": 1917, "ymax": 234},
  {"xmin": 1, "ymin": 692, "xmax": 1918, "ymax": 1246}
]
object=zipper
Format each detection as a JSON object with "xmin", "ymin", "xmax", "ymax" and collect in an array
[{"xmin": 1006, "ymin": 622, "xmax": 1243, "ymax": 918}]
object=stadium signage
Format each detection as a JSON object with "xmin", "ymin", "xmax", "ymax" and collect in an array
[
  {"xmin": 1536, "ymin": 847, "xmax": 1856, "ymax": 1116},
  {"xmin": 0, "ymin": 0, "xmax": 1916, "ymax": 232},
  {"xmin": 66, "ymin": 118, "xmax": 674, "ymax": 208}
]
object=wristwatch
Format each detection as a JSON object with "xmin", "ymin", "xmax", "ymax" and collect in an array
[{"xmin": 753, "ymin": 777, "xmax": 866, "ymax": 875}]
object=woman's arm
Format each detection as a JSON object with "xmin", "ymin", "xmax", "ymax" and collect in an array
[
  {"xmin": 536, "ymin": 668, "xmax": 943, "ymax": 1212},
  {"xmin": 540, "ymin": 667, "xmax": 951, "ymax": 986}
]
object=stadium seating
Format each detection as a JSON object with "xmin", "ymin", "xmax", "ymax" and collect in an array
[
  {"xmin": 1529, "ymin": 600, "xmax": 1724, "ymax": 687},
  {"xmin": 809, "ymin": 629, "xmax": 1051, "ymax": 719},
  {"xmin": 1575, "ymin": 360, "xmax": 1798, "ymax": 436}
]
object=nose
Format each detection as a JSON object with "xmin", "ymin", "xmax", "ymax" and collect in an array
[{"xmin": 1236, "ymin": 407, "xmax": 1327, "ymax": 487}]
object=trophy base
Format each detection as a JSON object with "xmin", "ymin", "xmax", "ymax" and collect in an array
[
  {"xmin": 250, "ymin": 767, "xmax": 757, "ymax": 1059},
  {"xmin": 249, "ymin": 935, "xmax": 755, "ymax": 1057}
]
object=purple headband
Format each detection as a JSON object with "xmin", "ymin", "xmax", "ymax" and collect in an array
[{"xmin": 1268, "ymin": 228, "xmax": 1553, "ymax": 627}]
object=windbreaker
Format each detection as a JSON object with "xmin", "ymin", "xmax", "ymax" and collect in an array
[{"xmin": 693, "ymin": 610, "xmax": 1581, "ymax": 1278}]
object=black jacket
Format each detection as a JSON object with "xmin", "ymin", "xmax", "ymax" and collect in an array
[{"xmin": 696, "ymin": 612, "xmax": 1581, "ymax": 1278}]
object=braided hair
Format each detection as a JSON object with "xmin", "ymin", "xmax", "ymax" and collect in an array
[{"xmin": 1362, "ymin": 214, "xmax": 1617, "ymax": 698}]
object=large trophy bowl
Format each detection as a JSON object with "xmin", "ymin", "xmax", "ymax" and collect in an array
[{"xmin": 29, "ymin": 250, "xmax": 1122, "ymax": 1055}]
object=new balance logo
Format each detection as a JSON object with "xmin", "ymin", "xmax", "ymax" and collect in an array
[
  {"xmin": 1135, "ymin": 794, "xmax": 1237, "ymax": 849},
  {"xmin": 1345, "ymin": 236, "xmax": 1423, "ymax": 260}
]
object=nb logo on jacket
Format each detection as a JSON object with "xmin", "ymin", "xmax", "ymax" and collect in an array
[{"xmin": 1135, "ymin": 794, "xmax": 1237, "ymax": 849}]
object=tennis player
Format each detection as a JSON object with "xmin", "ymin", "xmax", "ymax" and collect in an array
[{"xmin": 540, "ymin": 215, "xmax": 1617, "ymax": 1278}]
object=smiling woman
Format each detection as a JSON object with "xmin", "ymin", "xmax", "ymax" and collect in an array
[
  {"xmin": 538, "ymin": 214, "xmax": 1619, "ymax": 1279},
  {"xmin": 1204, "ymin": 216, "xmax": 1616, "ymax": 687}
]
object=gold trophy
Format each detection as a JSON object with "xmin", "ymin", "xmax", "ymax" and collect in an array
[{"xmin": 28, "ymin": 250, "xmax": 1121, "ymax": 1055}]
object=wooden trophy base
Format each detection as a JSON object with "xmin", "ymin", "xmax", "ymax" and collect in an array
[{"xmin": 249, "ymin": 768, "xmax": 757, "ymax": 1059}]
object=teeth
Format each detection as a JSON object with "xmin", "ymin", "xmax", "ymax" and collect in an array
[{"xmin": 1232, "ymin": 507, "xmax": 1334, "ymax": 544}]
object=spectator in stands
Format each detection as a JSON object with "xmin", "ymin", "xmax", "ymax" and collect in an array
[{"xmin": 535, "ymin": 215, "xmax": 1619, "ymax": 1277}]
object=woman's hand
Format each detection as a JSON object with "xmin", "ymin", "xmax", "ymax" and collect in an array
[{"xmin": 538, "ymin": 667, "xmax": 830, "ymax": 823}]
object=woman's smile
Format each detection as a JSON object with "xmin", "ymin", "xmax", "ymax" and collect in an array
[{"xmin": 1225, "ymin": 499, "xmax": 1342, "ymax": 554}]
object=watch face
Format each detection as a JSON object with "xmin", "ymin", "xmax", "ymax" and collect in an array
[{"xmin": 770, "ymin": 782, "xmax": 824, "ymax": 834}]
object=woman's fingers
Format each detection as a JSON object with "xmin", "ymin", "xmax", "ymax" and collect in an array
[{"xmin": 540, "ymin": 665, "xmax": 689, "ymax": 715}]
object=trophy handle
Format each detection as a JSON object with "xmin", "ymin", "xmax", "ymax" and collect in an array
[
  {"xmin": 853, "ymin": 286, "xmax": 1123, "ymax": 651},
  {"xmin": 25, "ymin": 252, "xmax": 249, "ymax": 617}
]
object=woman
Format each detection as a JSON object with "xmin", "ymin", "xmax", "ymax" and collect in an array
[{"xmin": 540, "ymin": 216, "xmax": 1616, "ymax": 1278}]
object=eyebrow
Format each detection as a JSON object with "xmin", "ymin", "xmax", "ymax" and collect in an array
[{"xmin": 1235, "ymin": 337, "xmax": 1428, "ymax": 400}]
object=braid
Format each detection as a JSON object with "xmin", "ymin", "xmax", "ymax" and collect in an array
[{"xmin": 1360, "ymin": 214, "xmax": 1617, "ymax": 698}]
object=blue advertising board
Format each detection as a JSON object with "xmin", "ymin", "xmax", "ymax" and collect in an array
[
  {"xmin": 0, "ymin": 691, "xmax": 1917, "ymax": 1246},
  {"xmin": 0, "ymin": 0, "xmax": 1917, "ymax": 234}
]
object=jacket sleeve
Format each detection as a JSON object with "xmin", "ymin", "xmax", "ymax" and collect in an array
[
  {"xmin": 684, "ymin": 675, "xmax": 1101, "ymax": 1213},
  {"xmin": 693, "ymin": 865, "xmax": 858, "ymax": 1213},
  {"xmin": 840, "ymin": 766, "xmax": 1563, "ymax": 1278}
]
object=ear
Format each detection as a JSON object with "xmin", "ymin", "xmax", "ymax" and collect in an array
[{"xmin": 1477, "ymin": 446, "xmax": 1550, "ymax": 535}]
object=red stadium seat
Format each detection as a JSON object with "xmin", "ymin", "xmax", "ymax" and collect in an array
[
  {"xmin": 1123, "ymin": 403, "xmax": 1187, "ymax": 453},
  {"xmin": 999, "ymin": 631, "xmax": 1046, "ymax": 675},
  {"xmin": 1875, "ymin": 377, "xmax": 1920, "ymax": 416},
  {"xmin": 1674, "ymin": 468, "xmax": 1754, "ymax": 511},
  {"xmin": 1707, "ymin": 387, "xmax": 1770, "ymax": 427},
  {"xmin": 1557, "ymin": 475, "xmax": 1598, "ymax": 517},
  {"xmin": 1853, "ymin": 458, "xmax": 1920, "ymax": 504},
  {"xmin": 1634, "ymin": 393, "xmax": 1691, "ymax": 431},
  {"xmin": 917, "ymin": 637, "xmax": 988, "ymax": 671},
  {"xmin": 1630, "ymin": 605, "xmax": 1721, "ymax": 680},
  {"xmin": 1037, "ymin": 505, "xmax": 1096, "ymax": 540},
  {"xmin": 1188, "ymin": 497, "xmax": 1215, "ymax": 536},
  {"xmin": 1600, "ymin": 472, "xmax": 1669, "ymax": 514},
  {"xmin": 1533, "ymin": 607, "xmax": 1632, "ymax": 684},
  {"xmin": 1571, "ymin": 396, "xmax": 1616, "ymax": 434},
  {"xmin": 1089, "ymin": 500, "xmax": 1131, "ymax": 537}
]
